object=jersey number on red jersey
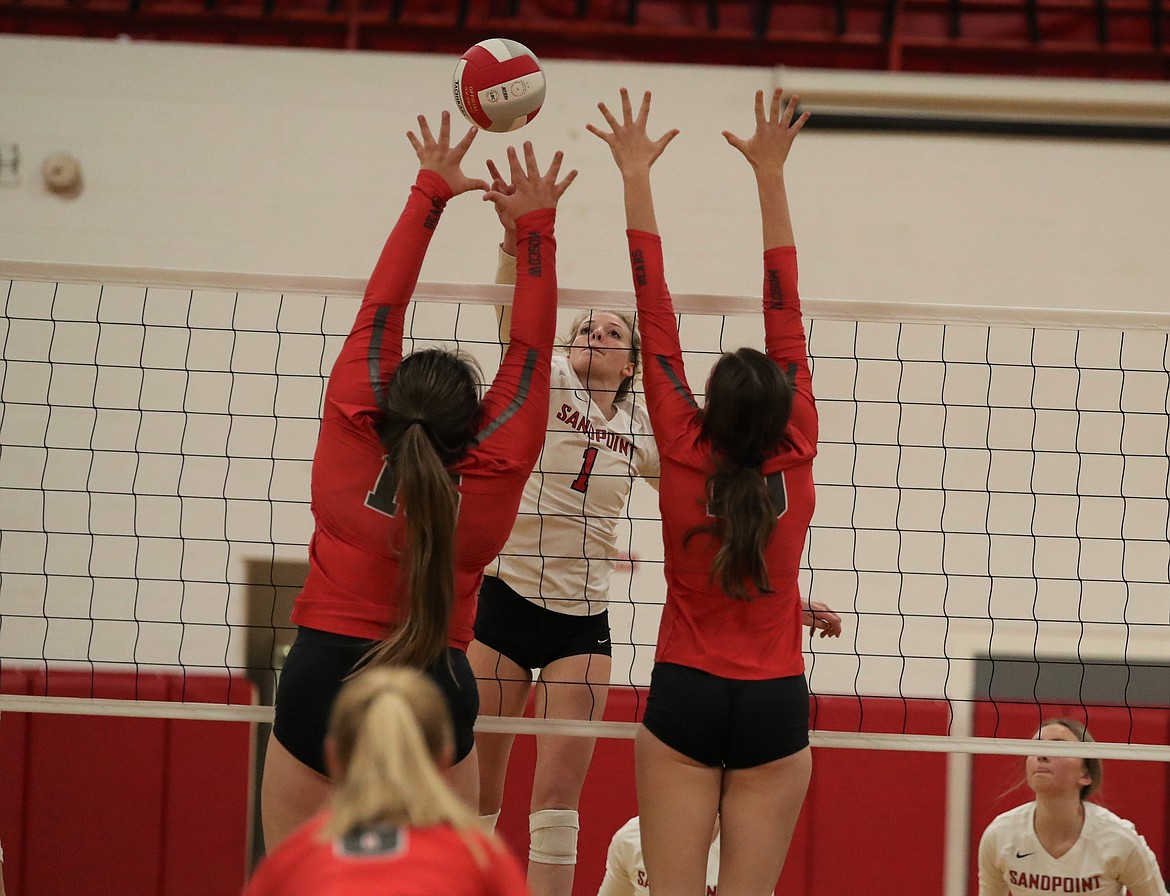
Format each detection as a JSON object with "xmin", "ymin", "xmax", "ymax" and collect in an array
[{"xmin": 706, "ymin": 471, "xmax": 788, "ymax": 519}]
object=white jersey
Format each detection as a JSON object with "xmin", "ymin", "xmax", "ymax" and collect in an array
[
  {"xmin": 489, "ymin": 353, "xmax": 659, "ymax": 615},
  {"xmin": 596, "ymin": 816, "xmax": 720, "ymax": 896},
  {"xmin": 488, "ymin": 247, "xmax": 659, "ymax": 615},
  {"xmin": 979, "ymin": 802, "xmax": 1168, "ymax": 896}
]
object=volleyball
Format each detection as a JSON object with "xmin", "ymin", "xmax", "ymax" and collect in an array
[{"xmin": 452, "ymin": 38, "xmax": 546, "ymax": 133}]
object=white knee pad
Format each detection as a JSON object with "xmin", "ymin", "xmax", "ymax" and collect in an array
[
  {"xmin": 479, "ymin": 810, "xmax": 501, "ymax": 833},
  {"xmin": 528, "ymin": 809, "xmax": 580, "ymax": 866}
]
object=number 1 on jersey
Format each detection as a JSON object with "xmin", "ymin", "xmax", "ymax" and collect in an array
[{"xmin": 571, "ymin": 446, "xmax": 599, "ymax": 494}]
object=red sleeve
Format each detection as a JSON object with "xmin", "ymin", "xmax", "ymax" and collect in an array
[
  {"xmin": 762, "ymin": 246, "xmax": 817, "ymax": 444},
  {"xmin": 325, "ymin": 169, "xmax": 454, "ymax": 425},
  {"xmin": 626, "ymin": 229, "xmax": 700, "ymax": 449},
  {"xmin": 472, "ymin": 207, "xmax": 558, "ymax": 473}
]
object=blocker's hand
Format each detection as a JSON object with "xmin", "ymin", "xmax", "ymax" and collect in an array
[
  {"xmin": 484, "ymin": 142, "xmax": 577, "ymax": 219},
  {"xmin": 408, "ymin": 111, "xmax": 489, "ymax": 196}
]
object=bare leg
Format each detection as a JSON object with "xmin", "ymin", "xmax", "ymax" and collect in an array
[
  {"xmin": 527, "ymin": 653, "xmax": 611, "ymax": 896},
  {"xmin": 467, "ymin": 638, "xmax": 533, "ymax": 815},
  {"xmin": 634, "ymin": 725, "xmax": 722, "ymax": 896},
  {"xmin": 716, "ymin": 746, "xmax": 811, "ymax": 896},
  {"xmin": 445, "ymin": 742, "xmax": 481, "ymax": 810},
  {"xmin": 260, "ymin": 732, "xmax": 331, "ymax": 852}
]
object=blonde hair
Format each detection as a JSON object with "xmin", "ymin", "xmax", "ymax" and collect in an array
[
  {"xmin": 561, "ymin": 310, "xmax": 641, "ymax": 404},
  {"xmin": 324, "ymin": 667, "xmax": 481, "ymax": 840}
]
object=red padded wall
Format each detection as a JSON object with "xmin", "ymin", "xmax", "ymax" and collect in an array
[{"xmin": 0, "ymin": 669, "xmax": 255, "ymax": 896}]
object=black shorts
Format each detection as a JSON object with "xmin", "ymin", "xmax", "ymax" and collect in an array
[
  {"xmin": 272, "ymin": 626, "xmax": 479, "ymax": 775},
  {"xmin": 474, "ymin": 575, "xmax": 612, "ymax": 671},
  {"xmin": 642, "ymin": 662, "xmax": 809, "ymax": 769}
]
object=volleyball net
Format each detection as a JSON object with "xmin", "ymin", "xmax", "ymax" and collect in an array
[{"xmin": 1, "ymin": 260, "xmax": 1169, "ymax": 763}]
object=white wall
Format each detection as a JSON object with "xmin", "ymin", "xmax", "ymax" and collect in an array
[{"xmin": 2, "ymin": 33, "xmax": 1168, "ymax": 312}]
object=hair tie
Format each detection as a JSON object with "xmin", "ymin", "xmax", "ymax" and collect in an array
[{"xmin": 407, "ymin": 417, "xmax": 427, "ymax": 428}]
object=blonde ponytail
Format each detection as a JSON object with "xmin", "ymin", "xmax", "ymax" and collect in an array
[{"xmin": 324, "ymin": 668, "xmax": 482, "ymax": 850}]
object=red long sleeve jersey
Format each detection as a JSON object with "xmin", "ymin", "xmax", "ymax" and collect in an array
[
  {"xmin": 242, "ymin": 813, "xmax": 529, "ymax": 896},
  {"xmin": 628, "ymin": 231, "xmax": 817, "ymax": 680},
  {"xmin": 290, "ymin": 170, "xmax": 557, "ymax": 649}
]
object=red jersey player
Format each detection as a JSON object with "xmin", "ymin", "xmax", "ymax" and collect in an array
[
  {"xmin": 245, "ymin": 667, "xmax": 528, "ymax": 896},
  {"xmin": 260, "ymin": 114, "xmax": 576, "ymax": 850},
  {"xmin": 589, "ymin": 87, "xmax": 832, "ymax": 896}
]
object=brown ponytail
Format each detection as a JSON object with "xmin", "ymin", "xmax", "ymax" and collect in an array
[
  {"xmin": 685, "ymin": 347, "xmax": 793, "ymax": 601},
  {"xmin": 360, "ymin": 348, "xmax": 481, "ymax": 670}
]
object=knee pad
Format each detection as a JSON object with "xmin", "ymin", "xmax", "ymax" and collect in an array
[{"xmin": 528, "ymin": 809, "xmax": 580, "ymax": 866}]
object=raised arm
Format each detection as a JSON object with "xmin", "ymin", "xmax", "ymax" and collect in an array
[
  {"xmin": 471, "ymin": 142, "xmax": 576, "ymax": 480},
  {"xmin": 484, "ymin": 142, "xmax": 576, "ymax": 354},
  {"xmin": 723, "ymin": 89, "xmax": 808, "ymax": 252},
  {"xmin": 586, "ymin": 88, "xmax": 678, "ymax": 237},
  {"xmin": 725, "ymin": 89, "xmax": 816, "ymax": 440},
  {"xmin": 589, "ymin": 89, "xmax": 701, "ymax": 444},
  {"xmin": 486, "ymin": 157, "xmax": 518, "ymax": 347},
  {"xmin": 329, "ymin": 112, "xmax": 487, "ymax": 413}
]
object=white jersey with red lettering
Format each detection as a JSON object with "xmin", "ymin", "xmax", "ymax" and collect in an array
[
  {"xmin": 979, "ymin": 801, "xmax": 1168, "ymax": 896},
  {"xmin": 596, "ymin": 816, "xmax": 720, "ymax": 896},
  {"xmin": 488, "ymin": 352, "xmax": 659, "ymax": 616}
]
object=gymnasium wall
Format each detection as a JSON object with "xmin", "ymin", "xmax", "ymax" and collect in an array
[{"xmin": 2, "ymin": 33, "xmax": 1169, "ymax": 314}]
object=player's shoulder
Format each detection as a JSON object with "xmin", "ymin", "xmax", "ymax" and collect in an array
[
  {"xmin": 985, "ymin": 802, "xmax": 1033, "ymax": 837},
  {"xmin": 1083, "ymin": 802, "xmax": 1143, "ymax": 842},
  {"xmin": 550, "ymin": 353, "xmax": 574, "ymax": 386}
]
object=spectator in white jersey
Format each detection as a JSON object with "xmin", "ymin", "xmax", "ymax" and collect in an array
[
  {"xmin": 978, "ymin": 718, "xmax": 1168, "ymax": 896},
  {"xmin": 597, "ymin": 815, "xmax": 721, "ymax": 896}
]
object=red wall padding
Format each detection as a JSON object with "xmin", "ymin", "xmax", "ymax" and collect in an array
[
  {"xmin": 0, "ymin": 669, "xmax": 255, "ymax": 896},
  {"xmin": 2, "ymin": 675, "xmax": 1166, "ymax": 896}
]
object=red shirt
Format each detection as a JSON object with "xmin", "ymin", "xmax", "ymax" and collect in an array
[
  {"xmin": 242, "ymin": 813, "xmax": 529, "ymax": 896},
  {"xmin": 628, "ymin": 231, "xmax": 817, "ymax": 680},
  {"xmin": 291, "ymin": 170, "xmax": 558, "ymax": 649}
]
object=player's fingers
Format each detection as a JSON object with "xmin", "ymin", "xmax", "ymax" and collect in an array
[
  {"xmin": 585, "ymin": 122, "xmax": 613, "ymax": 144},
  {"xmin": 406, "ymin": 130, "xmax": 423, "ymax": 154},
  {"xmin": 554, "ymin": 167, "xmax": 579, "ymax": 197},
  {"xmin": 619, "ymin": 87, "xmax": 634, "ymax": 123},
  {"xmin": 789, "ymin": 104, "xmax": 810, "ymax": 136},
  {"xmin": 437, "ymin": 110, "xmax": 452, "ymax": 147},
  {"xmin": 635, "ymin": 90, "xmax": 652, "ymax": 127},
  {"xmin": 486, "ymin": 157, "xmax": 508, "ymax": 189},
  {"xmin": 521, "ymin": 141, "xmax": 539, "ymax": 178},
  {"xmin": 544, "ymin": 149, "xmax": 565, "ymax": 180},
  {"xmin": 770, "ymin": 88, "xmax": 783, "ymax": 124},
  {"xmin": 754, "ymin": 89, "xmax": 766, "ymax": 123},
  {"xmin": 595, "ymin": 101, "xmax": 620, "ymax": 132},
  {"xmin": 504, "ymin": 144, "xmax": 523, "ymax": 180},
  {"xmin": 722, "ymin": 130, "xmax": 745, "ymax": 153},
  {"xmin": 452, "ymin": 123, "xmax": 478, "ymax": 158},
  {"xmin": 416, "ymin": 114, "xmax": 434, "ymax": 144}
]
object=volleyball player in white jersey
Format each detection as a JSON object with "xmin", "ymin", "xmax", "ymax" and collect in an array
[
  {"xmin": 597, "ymin": 816, "xmax": 721, "ymax": 896},
  {"xmin": 978, "ymin": 719, "xmax": 1168, "ymax": 896},
  {"xmin": 469, "ymin": 158, "xmax": 659, "ymax": 896}
]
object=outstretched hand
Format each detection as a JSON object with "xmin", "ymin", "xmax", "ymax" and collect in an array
[
  {"xmin": 407, "ymin": 111, "xmax": 490, "ymax": 196},
  {"xmin": 484, "ymin": 142, "xmax": 577, "ymax": 220},
  {"xmin": 723, "ymin": 89, "xmax": 809, "ymax": 173},
  {"xmin": 485, "ymin": 157, "xmax": 518, "ymax": 254},
  {"xmin": 586, "ymin": 88, "xmax": 679, "ymax": 176}
]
